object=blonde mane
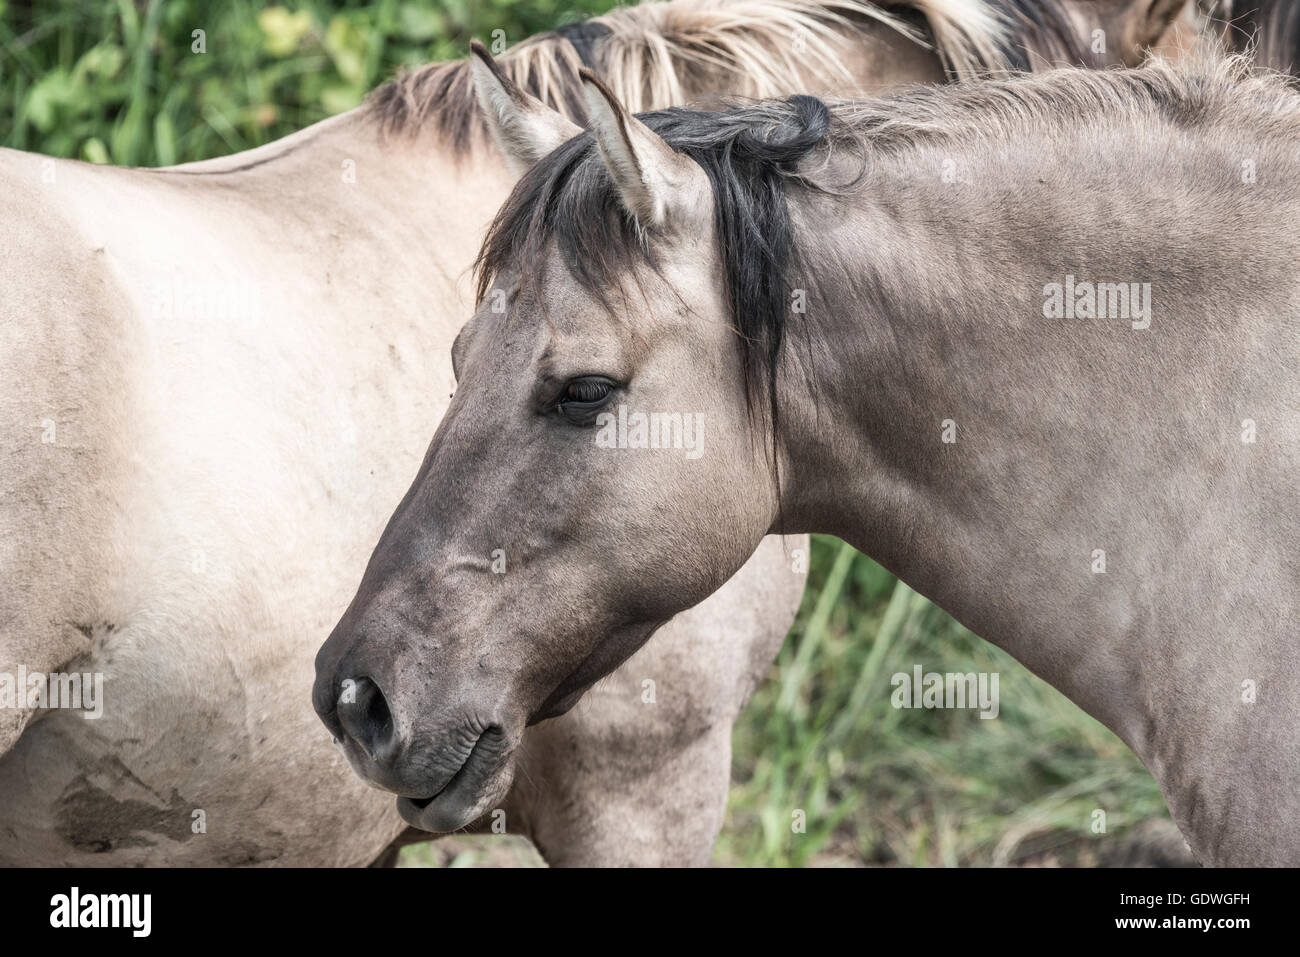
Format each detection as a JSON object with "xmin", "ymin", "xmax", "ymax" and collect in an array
[{"xmin": 367, "ymin": 0, "xmax": 1019, "ymax": 147}]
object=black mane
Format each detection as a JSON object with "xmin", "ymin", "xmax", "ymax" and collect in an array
[{"xmin": 476, "ymin": 94, "xmax": 835, "ymax": 432}]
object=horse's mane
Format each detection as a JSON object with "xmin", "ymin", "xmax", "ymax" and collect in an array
[
  {"xmin": 475, "ymin": 52, "xmax": 1300, "ymax": 431},
  {"xmin": 366, "ymin": 0, "xmax": 1094, "ymax": 151},
  {"xmin": 817, "ymin": 49, "xmax": 1300, "ymax": 153},
  {"xmin": 1210, "ymin": 0, "xmax": 1300, "ymax": 73}
]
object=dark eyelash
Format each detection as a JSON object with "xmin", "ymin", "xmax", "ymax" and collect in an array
[
  {"xmin": 566, "ymin": 379, "xmax": 611, "ymax": 403},
  {"xmin": 553, "ymin": 377, "xmax": 617, "ymax": 422}
]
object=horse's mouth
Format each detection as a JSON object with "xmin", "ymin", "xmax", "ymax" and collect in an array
[{"xmin": 395, "ymin": 727, "xmax": 514, "ymax": 832}]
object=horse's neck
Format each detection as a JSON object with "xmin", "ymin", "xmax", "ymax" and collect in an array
[
  {"xmin": 775, "ymin": 120, "xmax": 1300, "ymax": 754},
  {"xmin": 164, "ymin": 110, "xmax": 515, "ymax": 311}
]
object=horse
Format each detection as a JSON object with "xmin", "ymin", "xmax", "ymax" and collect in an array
[
  {"xmin": 0, "ymin": 0, "xmax": 1084, "ymax": 868},
  {"xmin": 316, "ymin": 48, "xmax": 1299, "ymax": 866},
  {"xmin": 0, "ymin": 0, "xmax": 1184, "ymax": 867}
]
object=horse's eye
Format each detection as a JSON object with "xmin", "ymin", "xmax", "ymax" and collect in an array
[{"xmin": 555, "ymin": 376, "xmax": 616, "ymax": 423}]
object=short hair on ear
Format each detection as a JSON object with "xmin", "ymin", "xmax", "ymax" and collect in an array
[
  {"xmin": 579, "ymin": 67, "xmax": 700, "ymax": 230},
  {"xmin": 469, "ymin": 40, "xmax": 581, "ymax": 176}
]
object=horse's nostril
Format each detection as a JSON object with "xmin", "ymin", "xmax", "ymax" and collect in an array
[{"xmin": 336, "ymin": 676, "xmax": 398, "ymax": 763}]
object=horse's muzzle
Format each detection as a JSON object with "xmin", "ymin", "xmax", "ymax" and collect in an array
[{"xmin": 312, "ymin": 660, "xmax": 520, "ymax": 832}]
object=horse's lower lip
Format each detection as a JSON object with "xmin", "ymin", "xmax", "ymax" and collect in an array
[{"xmin": 395, "ymin": 728, "xmax": 512, "ymax": 831}]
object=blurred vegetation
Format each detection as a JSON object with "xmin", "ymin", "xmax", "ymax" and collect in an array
[
  {"xmin": 1, "ymin": 0, "xmax": 1175, "ymax": 866},
  {"xmin": 1, "ymin": 0, "xmax": 609, "ymax": 165}
]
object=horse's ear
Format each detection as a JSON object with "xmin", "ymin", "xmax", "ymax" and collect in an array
[
  {"xmin": 1133, "ymin": 0, "xmax": 1187, "ymax": 49},
  {"xmin": 469, "ymin": 40, "xmax": 581, "ymax": 176},
  {"xmin": 579, "ymin": 68, "xmax": 700, "ymax": 230}
]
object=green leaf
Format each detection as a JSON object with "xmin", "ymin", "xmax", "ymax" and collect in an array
[
  {"xmin": 398, "ymin": 4, "xmax": 442, "ymax": 42},
  {"xmin": 80, "ymin": 137, "xmax": 110, "ymax": 164},
  {"xmin": 153, "ymin": 113, "xmax": 177, "ymax": 166},
  {"xmin": 259, "ymin": 7, "xmax": 314, "ymax": 58},
  {"xmin": 324, "ymin": 15, "xmax": 367, "ymax": 86},
  {"xmin": 25, "ymin": 70, "xmax": 75, "ymax": 133},
  {"xmin": 320, "ymin": 84, "xmax": 363, "ymax": 115}
]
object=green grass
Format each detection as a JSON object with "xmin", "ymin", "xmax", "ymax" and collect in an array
[
  {"xmin": 716, "ymin": 536, "xmax": 1171, "ymax": 867},
  {"xmin": 1, "ymin": 0, "xmax": 1176, "ymax": 866}
]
